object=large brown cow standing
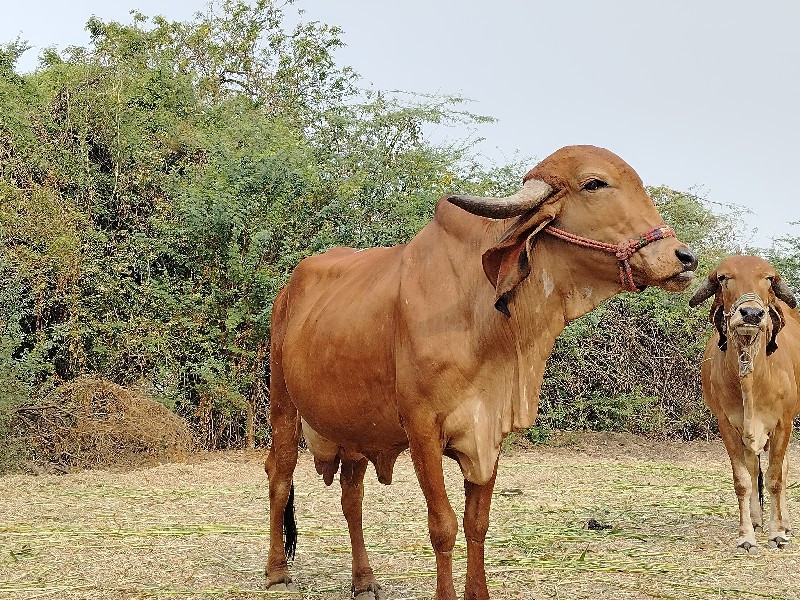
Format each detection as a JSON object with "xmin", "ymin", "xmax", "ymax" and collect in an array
[{"xmin": 264, "ymin": 145, "xmax": 697, "ymax": 600}]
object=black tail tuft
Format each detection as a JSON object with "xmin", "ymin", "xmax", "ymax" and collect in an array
[
  {"xmin": 284, "ymin": 482, "xmax": 298, "ymax": 561},
  {"xmin": 758, "ymin": 457, "xmax": 764, "ymax": 510}
]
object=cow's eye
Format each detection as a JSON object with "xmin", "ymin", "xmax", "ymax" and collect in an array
[
  {"xmin": 583, "ymin": 179, "xmax": 608, "ymax": 191},
  {"xmin": 717, "ymin": 274, "xmax": 728, "ymax": 283}
]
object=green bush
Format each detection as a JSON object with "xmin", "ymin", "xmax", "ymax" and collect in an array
[
  {"xmin": 0, "ymin": 1, "xmax": 514, "ymax": 453},
  {"xmin": 0, "ymin": 2, "xmax": 782, "ymax": 461}
]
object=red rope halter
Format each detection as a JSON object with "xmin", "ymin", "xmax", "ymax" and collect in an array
[{"xmin": 543, "ymin": 224, "xmax": 677, "ymax": 292}]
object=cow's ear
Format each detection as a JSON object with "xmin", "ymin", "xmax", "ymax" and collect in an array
[
  {"xmin": 481, "ymin": 196, "xmax": 564, "ymax": 316},
  {"xmin": 771, "ymin": 275, "xmax": 797, "ymax": 308},
  {"xmin": 767, "ymin": 303, "xmax": 785, "ymax": 355},
  {"xmin": 712, "ymin": 304, "xmax": 728, "ymax": 352}
]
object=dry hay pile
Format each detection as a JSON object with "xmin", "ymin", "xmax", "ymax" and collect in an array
[{"xmin": 13, "ymin": 377, "xmax": 193, "ymax": 471}]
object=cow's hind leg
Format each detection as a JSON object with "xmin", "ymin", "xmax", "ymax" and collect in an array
[
  {"xmin": 463, "ymin": 458, "xmax": 499, "ymax": 600},
  {"xmin": 781, "ymin": 453, "xmax": 792, "ymax": 539},
  {"xmin": 341, "ymin": 458, "xmax": 386, "ymax": 600},
  {"xmin": 264, "ymin": 331, "xmax": 302, "ymax": 588}
]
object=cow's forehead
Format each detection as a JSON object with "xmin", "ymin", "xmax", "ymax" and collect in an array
[
  {"xmin": 718, "ymin": 255, "xmax": 775, "ymax": 279},
  {"xmin": 524, "ymin": 145, "xmax": 642, "ymax": 186}
]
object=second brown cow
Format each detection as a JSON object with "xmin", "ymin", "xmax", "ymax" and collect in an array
[{"xmin": 690, "ymin": 255, "xmax": 800, "ymax": 553}]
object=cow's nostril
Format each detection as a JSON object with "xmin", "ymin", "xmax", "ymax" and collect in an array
[
  {"xmin": 739, "ymin": 307, "xmax": 765, "ymax": 322},
  {"xmin": 675, "ymin": 247, "xmax": 698, "ymax": 271}
]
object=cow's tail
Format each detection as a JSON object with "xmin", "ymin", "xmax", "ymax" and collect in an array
[
  {"xmin": 757, "ymin": 455, "xmax": 764, "ymax": 510},
  {"xmin": 284, "ymin": 482, "xmax": 298, "ymax": 560}
]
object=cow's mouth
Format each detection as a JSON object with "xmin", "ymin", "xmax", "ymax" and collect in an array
[
  {"xmin": 655, "ymin": 270, "xmax": 695, "ymax": 292},
  {"xmin": 733, "ymin": 323, "xmax": 763, "ymax": 346}
]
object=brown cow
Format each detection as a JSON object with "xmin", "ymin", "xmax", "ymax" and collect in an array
[
  {"xmin": 264, "ymin": 145, "xmax": 697, "ymax": 600},
  {"xmin": 689, "ymin": 255, "xmax": 799, "ymax": 553}
]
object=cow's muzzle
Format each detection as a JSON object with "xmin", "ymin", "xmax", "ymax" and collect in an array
[
  {"xmin": 654, "ymin": 246, "xmax": 697, "ymax": 292},
  {"xmin": 739, "ymin": 306, "xmax": 766, "ymax": 326},
  {"xmin": 676, "ymin": 247, "xmax": 699, "ymax": 272},
  {"xmin": 544, "ymin": 225, "xmax": 697, "ymax": 292},
  {"xmin": 662, "ymin": 246, "xmax": 697, "ymax": 286},
  {"xmin": 727, "ymin": 293, "xmax": 768, "ymax": 345}
]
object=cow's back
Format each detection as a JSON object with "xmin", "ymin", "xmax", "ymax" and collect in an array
[{"xmin": 277, "ymin": 245, "xmax": 408, "ymax": 455}]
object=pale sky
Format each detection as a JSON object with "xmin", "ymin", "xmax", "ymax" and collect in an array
[{"xmin": 3, "ymin": 0, "xmax": 799, "ymax": 247}]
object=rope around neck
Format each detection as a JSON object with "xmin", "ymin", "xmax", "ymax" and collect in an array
[
  {"xmin": 725, "ymin": 293, "xmax": 766, "ymax": 377},
  {"xmin": 542, "ymin": 225, "xmax": 677, "ymax": 292}
]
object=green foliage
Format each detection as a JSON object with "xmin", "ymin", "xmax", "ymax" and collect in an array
[
  {"xmin": 0, "ymin": 344, "xmax": 32, "ymax": 471},
  {"xmin": 765, "ymin": 227, "xmax": 800, "ymax": 289},
  {"xmin": 0, "ymin": 1, "xmax": 510, "ymax": 450},
  {"xmin": 525, "ymin": 426, "xmax": 551, "ymax": 445},
  {"xmin": 1, "ymin": 2, "xmax": 782, "ymax": 459},
  {"xmin": 0, "ymin": 39, "xmax": 29, "ymax": 80}
]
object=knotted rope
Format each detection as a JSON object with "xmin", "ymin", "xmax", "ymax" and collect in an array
[
  {"xmin": 725, "ymin": 292, "xmax": 766, "ymax": 377},
  {"xmin": 543, "ymin": 225, "xmax": 677, "ymax": 292}
]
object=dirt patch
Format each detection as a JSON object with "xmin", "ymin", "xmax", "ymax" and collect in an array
[
  {"xmin": 1, "ymin": 434, "xmax": 799, "ymax": 599},
  {"xmin": 10, "ymin": 377, "xmax": 192, "ymax": 473}
]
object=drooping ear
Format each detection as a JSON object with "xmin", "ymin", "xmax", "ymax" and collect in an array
[
  {"xmin": 481, "ymin": 196, "xmax": 563, "ymax": 316},
  {"xmin": 689, "ymin": 270, "xmax": 719, "ymax": 307},
  {"xmin": 766, "ymin": 303, "xmax": 785, "ymax": 355},
  {"xmin": 712, "ymin": 304, "xmax": 728, "ymax": 352},
  {"xmin": 771, "ymin": 275, "xmax": 797, "ymax": 309},
  {"xmin": 447, "ymin": 175, "xmax": 561, "ymax": 316}
]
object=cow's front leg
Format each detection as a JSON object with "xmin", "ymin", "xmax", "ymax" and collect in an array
[
  {"xmin": 407, "ymin": 426, "xmax": 458, "ymax": 600},
  {"xmin": 463, "ymin": 458, "xmax": 499, "ymax": 600},
  {"xmin": 766, "ymin": 424, "xmax": 792, "ymax": 548},
  {"xmin": 717, "ymin": 414, "xmax": 758, "ymax": 552},
  {"xmin": 748, "ymin": 451, "xmax": 763, "ymax": 532},
  {"xmin": 780, "ymin": 453, "xmax": 793, "ymax": 538}
]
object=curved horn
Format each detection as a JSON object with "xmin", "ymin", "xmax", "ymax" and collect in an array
[
  {"xmin": 689, "ymin": 273, "xmax": 719, "ymax": 308},
  {"xmin": 447, "ymin": 178, "xmax": 554, "ymax": 219},
  {"xmin": 771, "ymin": 276, "xmax": 797, "ymax": 308}
]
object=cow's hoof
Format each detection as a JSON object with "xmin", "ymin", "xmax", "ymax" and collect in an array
[
  {"xmin": 768, "ymin": 536, "xmax": 790, "ymax": 549},
  {"xmin": 353, "ymin": 583, "xmax": 386, "ymax": 599},
  {"xmin": 753, "ymin": 524, "xmax": 764, "ymax": 533},
  {"xmin": 736, "ymin": 541, "xmax": 758, "ymax": 554},
  {"xmin": 268, "ymin": 581, "xmax": 299, "ymax": 592}
]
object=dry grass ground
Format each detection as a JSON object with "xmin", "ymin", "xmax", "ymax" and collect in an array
[{"xmin": 1, "ymin": 432, "xmax": 799, "ymax": 600}]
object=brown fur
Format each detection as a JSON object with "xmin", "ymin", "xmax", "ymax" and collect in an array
[{"xmin": 264, "ymin": 145, "xmax": 696, "ymax": 599}]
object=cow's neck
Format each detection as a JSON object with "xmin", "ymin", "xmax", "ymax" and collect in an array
[
  {"xmin": 727, "ymin": 334, "xmax": 769, "ymax": 453},
  {"xmin": 496, "ymin": 239, "xmax": 623, "ymax": 430},
  {"xmin": 511, "ymin": 238, "xmax": 623, "ymax": 340},
  {"xmin": 440, "ymin": 222, "xmax": 628, "ymax": 484}
]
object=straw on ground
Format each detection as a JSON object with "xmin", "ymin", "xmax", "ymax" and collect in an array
[{"xmin": 1, "ymin": 432, "xmax": 799, "ymax": 599}]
